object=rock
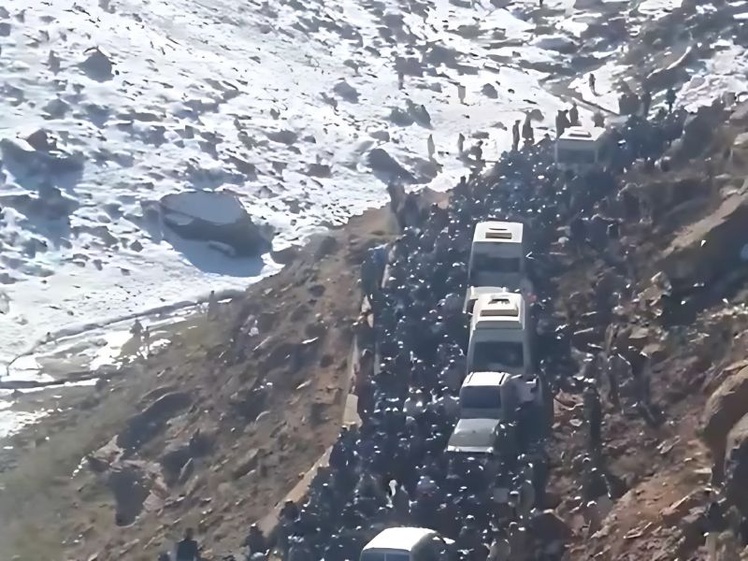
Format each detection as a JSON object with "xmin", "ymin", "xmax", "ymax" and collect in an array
[
  {"xmin": 107, "ymin": 461, "xmax": 160, "ymax": 526},
  {"xmin": 0, "ymin": 22, "xmax": 10, "ymax": 37},
  {"xmin": 0, "ymin": 188, "xmax": 78, "ymax": 221},
  {"xmin": 389, "ymin": 107, "xmax": 414, "ymax": 126},
  {"xmin": 481, "ymin": 83, "xmax": 498, "ymax": 98},
  {"xmin": 369, "ymin": 130, "xmax": 390, "ymax": 142},
  {"xmin": 42, "ymin": 97, "xmax": 71, "ymax": 119},
  {"xmin": 312, "ymin": 234, "xmax": 338, "ymax": 260},
  {"xmin": 661, "ymin": 191, "xmax": 748, "ymax": 289},
  {"xmin": 667, "ymin": 100, "xmax": 725, "ymax": 163},
  {"xmin": 333, "ymin": 80, "xmax": 359, "ymax": 102},
  {"xmin": 159, "ymin": 191, "xmax": 274, "ymax": 257},
  {"xmin": 0, "ymin": 133, "xmax": 84, "ymax": 174},
  {"xmin": 271, "ymin": 245, "xmax": 301, "ymax": 265},
  {"xmin": 80, "ymin": 47, "xmax": 114, "ymax": 81},
  {"xmin": 233, "ymin": 448, "xmax": 260, "ymax": 479},
  {"xmin": 265, "ymin": 130, "xmax": 298, "ymax": 145},
  {"xmin": 368, "ymin": 148, "xmax": 415, "ymax": 182},
  {"xmin": 306, "ymin": 162, "xmax": 331, "ymax": 178},
  {"xmin": 702, "ymin": 366, "xmax": 748, "ymax": 474},
  {"xmin": 725, "ymin": 413, "xmax": 748, "ymax": 515},
  {"xmin": 117, "ymin": 391, "xmax": 192, "ymax": 451},
  {"xmin": 660, "ymin": 490, "xmax": 702, "ymax": 525},
  {"xmin": 160, "ymin": 442, "xmax": 193, "ymax": 481}
]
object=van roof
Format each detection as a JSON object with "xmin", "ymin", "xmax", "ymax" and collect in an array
[
  {"xmin": 558, "ymin": 126, "xmax": 607, "ymax": 143},
  {"xmin": 462, "ymin": 371, "xmax": 512, "ymax": 388},
  {"xmin": 363, "ymin": 527, "xmax": 436, "ymax": 552},
  {"xmin": 473, "ymin": 221, "xmax": 523, "ymax": 245}
]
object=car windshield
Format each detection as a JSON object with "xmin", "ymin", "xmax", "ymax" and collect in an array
[
  {"xmin": 472, "ymin": 342, "xmax": 523, "ymax": 371},
  {"xmin": 460, "ymin": 384, "xmax": 502, "ymax": 410}
]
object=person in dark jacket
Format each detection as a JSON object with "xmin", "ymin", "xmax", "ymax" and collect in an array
[{"xmin": 176, "ymin": 528, "xmax": 199, "ymax": 561}]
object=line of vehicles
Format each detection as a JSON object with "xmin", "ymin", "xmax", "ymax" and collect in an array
[{"xmin": 360, "ymin": 220, "xmax": 547, "ymax": 561}]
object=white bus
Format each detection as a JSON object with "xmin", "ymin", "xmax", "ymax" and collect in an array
[
  {"xmin": 466, "ymin": 221, "xmax": 531, "ymax": 313},
  {"xmin": 360, "ymin": 527, "xmax": 453, "ymax": 561},
  {"xmin": 555, "ymin": 126, "xmax": 609, "ymax": 173},
  {"xmin": 467, "ymin": 292, "xmax": 532, "ymax": 377}
]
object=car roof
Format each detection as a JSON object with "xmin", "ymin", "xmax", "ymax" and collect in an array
[
  {"xmin": 473, "ymin": 221, "xmax": 523, "ymax": 245},
  {"xmin": 363, "ymin": 527, "xmax": 437, "ymax": 552}
]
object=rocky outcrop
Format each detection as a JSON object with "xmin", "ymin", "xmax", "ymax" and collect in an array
[
  {"xmin": 117, "ymin": 391, "xmax": 192, "ymax": 452},
  {"xmin": 0, "ymin": 130, "xmax": 85, "ymax": 175},
  {"xmin": 702, "ymin": 366, "xmax": 748, "ymax": 479},
  {"xmin": 107, "ymin": 460, "xmax": 165, "ymax": 526},
  {"xmin": 159, "ymin": 191, "xmax": 274, "ymax": 257},
  {"xmin": 724, "ymin": 413, "xmax": 748, "ymax": 515},
  {"xmin": 79, "ymin": 47, "xmax": 114, "ymax": 81},
  {"xmin": 368, "ymin": 148, "xmax": 415, "ymax": 182},
  {"xmin": 661, "ymin": 192, "xmax": 748, "ymax": 289}
]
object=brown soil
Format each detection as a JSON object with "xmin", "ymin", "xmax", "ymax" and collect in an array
[{"xmin": 0, "ymin": 205, "xmax": 399, "ymax": 561}]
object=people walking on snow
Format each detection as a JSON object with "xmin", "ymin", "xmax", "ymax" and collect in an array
[
  {"xmin": 457, "ymin": 83, "xmax": 467, "ymax": 104},
  {"xmin": 588, "ymin": 73, "xmax": 597, "ymax": 95},
  {"xmin": 666, "ymin": 87, "xmax": 676, "ymax": 113},
  {"xmin": 569, "ymin": 102, "xmax": 579, "ymax": 127},
  {"xmin": 512, "ymin": 120, "xmax": 521, "ymax": 151},
  {"xmin": 397, "ymin": 69, "xmax": 405, "ymax": 90},
  {"xmin": 522, "ymin": 115, "xmax": 534, "ymax": 146},
  {"xmin": 427, "ymin": 134, "xmax": 436, "ymax": 160},
  {"xmin": 457, "ymin": 133, "xmax": 466, "ymax": 156}
]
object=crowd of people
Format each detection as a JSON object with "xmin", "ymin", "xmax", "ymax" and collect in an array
[{"xmin": 165, "ymin": 102, "xmax": 693, "ymax": 561}]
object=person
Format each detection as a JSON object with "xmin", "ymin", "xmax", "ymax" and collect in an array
[
  {"xmin": 397, "ymin": 69, "xmax": 404, "ymax": 90},
  {"xmin": 521, "ymin": 115, "xmax": 534, "ymax": 146},
  {"xmin": 243, "ymin": 524, "xmax": 268, "ymax": 556},
  {"xmin": 207, "ymin": 290, "xmax": 218, "ymax": 320},
  {"xmin": 457, "ymin": 83, "xmax": 466, "ymax": 104},
  {"xmin": 555, "ymin": 110, "xmax": 570, "ymax": 137},
  {"xmin": 666, "ymin": 87, "xmax": 676, "ymax": 112},
  {"xmin": 458, "ymin": 133, "xmax": 466, "ymax": 156},
  {"xmin": 428, "ymin": 134, "xmax": 436, "ymax": 160},
  {"xmin": 569, "ymin": 102, "xmax": 579, "ymax": 126},
  {"xmin": 511, "ymin": 120, "xmax": 520, "ymax": 151},
  {"xmin": 588, "ymin": 73, "xmax": 596, "ymax": 94},
  {"xmin": 641, "ymin": 88, "xmax": 652, "ymax": 117},
  {"xmin": 175, "ymin": 528, "xmax": 199, "ymax": 561},
  {"xmin": 583, "ymin": 384, "xmax": 603, "ymax": 456},
  {"xmin": 592, "ymin": 111, "xmax": 604, "ymax": 127}
]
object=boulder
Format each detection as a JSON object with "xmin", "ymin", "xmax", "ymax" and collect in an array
[
  {"xmin": 159, "ymin": 191, "xmax": 274, "ymax": 257},
  {"xmin": 0, "ymin": 132, "xmax": 84, "ymax": 174},
  {"xmin": 79, "ymin": 47, "xmax": 114, "ymax": 81},
  {"xmin": 368, "ymin": 148, "xmax": 415, "ymax": 182},
  {"xmin": 661, "ymin": 192, "xmax": 748, "ymax": 289},
  {"xmin": 724, "ymin": 413, "xmax": 748, "ymax": 515},
  {"xmin": 117, "ymin": 391, "xmax": 192, "ymax": 451},
  {"xmin": 333, "ymin": 80, "xmax": 359, "ymax": 103},
  {"xmin": 107, "ymin": 461, "xmax": 162, "ymax": 526},
  {"xmin": 702, "ymin": 366, "xmax": 748, "ymax": 473}
]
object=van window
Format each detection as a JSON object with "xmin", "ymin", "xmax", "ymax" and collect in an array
[
  {"xmin": 557, "ymin": 148, "xmax": 596, "ymax": 165},
  {"xmin": 460, "ymin": 384, "xmax": 502, "ymax": 410},
  {"xmin": 361, "ymin": 551, "xmax": 410, "ymax": 561},
  {"xmin": 472, "ymin": 342, "xmax": 523, "ymax": 371}
]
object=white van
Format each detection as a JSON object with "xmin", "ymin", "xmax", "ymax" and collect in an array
[{"xmin": 360, "ymin": 527, "xmax": 453, "ymax": 561}]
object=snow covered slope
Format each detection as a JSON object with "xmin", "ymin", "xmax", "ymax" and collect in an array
[{"xmin": 0, "ymin": 0, "xmax": 577, "ymax": 366}]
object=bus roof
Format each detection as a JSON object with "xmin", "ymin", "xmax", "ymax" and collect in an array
[
  {"xmin": 363, "ymin": 527, "xmax": 436, "ymax": 552},
  {"xmin": 473, "ymin": 221, "xmax": 524, "ymax": 245},
  {"xmin": 558, "ymin": 126, "xmax": 607, "ymax": 143},
  {"xmin": 472, "ymin": 292, "xmax": 525, "ymax": 329}
]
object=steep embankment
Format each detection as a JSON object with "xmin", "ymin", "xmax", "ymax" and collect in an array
[
  {"xmin": 549, "ymin": 103, "xmax": 748, "ymax": 560},
  {"xmin": 0, "ymin": 205, "xmax": 402, "ymax": 561}
]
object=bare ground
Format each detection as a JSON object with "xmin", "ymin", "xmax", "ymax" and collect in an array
[{"xmin": 0, "ymin": 205, "xmax": 399, "ymax": 561}]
